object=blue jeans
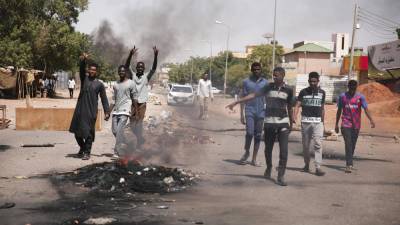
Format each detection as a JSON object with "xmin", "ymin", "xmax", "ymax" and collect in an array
[{"xmin": 244, "ymin": 116, "xmax": 264, "ymax": 152}]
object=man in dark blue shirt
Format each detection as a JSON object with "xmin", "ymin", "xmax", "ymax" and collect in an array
[{"xmin": 239, "ymin": 62, "xmax": 268, "ymax": 166}]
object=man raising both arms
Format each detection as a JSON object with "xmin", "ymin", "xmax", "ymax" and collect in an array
[{"xmin": 125, "ymin": 46, "xmax": 159, "ymax": 147}]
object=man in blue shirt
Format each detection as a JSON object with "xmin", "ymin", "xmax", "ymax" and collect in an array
[{"xmin": 239, "ymin": 62, "xmax": 268, "ymax": 166}]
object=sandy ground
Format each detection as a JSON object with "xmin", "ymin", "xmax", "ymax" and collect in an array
[{"xmin": 0, "ymin": 86, "xmax": 399, "ymax": 225}]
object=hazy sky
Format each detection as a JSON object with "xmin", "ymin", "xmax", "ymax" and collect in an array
[{"xmin": 75, "ymin": 0, "xmax": 400, "ymax": 63}]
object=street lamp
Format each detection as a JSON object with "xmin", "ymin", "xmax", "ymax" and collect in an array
[
  {"xmin": 184, "ymin": 49, "xmax": 194, "ymax": 85},
  {"xmin": 201, "ymin": 39, "xmax": 213, "ymax": 84},
  {"xmin": 263, "ymin": 33, "xmax": 274, "ymax": 71},
  {"xmin": 263, "ymin": 33, "xmax": 273, "ymax": 44},
  {"xmin": 215, "ymin": 20, "xmax": 230, "ymax": 97}
]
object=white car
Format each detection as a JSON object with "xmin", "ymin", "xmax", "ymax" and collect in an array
[
  {"xmin": 211, "ymin": 87, "xmax": 222, "ymax": 94},
  {"xmin": 167, "ymin": 84, "xmax": 195, "ymax": 105}
]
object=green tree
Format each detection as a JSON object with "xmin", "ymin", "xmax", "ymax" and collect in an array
[
  {"xmin": 227, "ymin": 63, "xmax": 249, "ymax": 88},
  {"xmin": 0, "ymin": 0, "xmax": 89, "ymax": 74},
  {"xmin": 247, "ymin": 44, "xmax": 284, "ymax": 78}
]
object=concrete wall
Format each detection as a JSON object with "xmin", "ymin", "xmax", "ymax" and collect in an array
[{"xmin": 16, "ymin": 108, "xmax": 103, "ymax": 131}]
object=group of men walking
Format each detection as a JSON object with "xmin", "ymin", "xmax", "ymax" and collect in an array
[
  {"xmin": 227, "ymin": 64, "xmax": 375, "ymax": 186},
  {"xmin": 69, "ymin": 46, "xmax": 158, "ymax": 160}
]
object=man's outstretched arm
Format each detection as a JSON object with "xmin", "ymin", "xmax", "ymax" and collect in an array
[
  {"xmin": 226, "ymin": 93, "xmax": 258, "ymax": 110},
  {"xmin": 147, "ymin": 46, "xmax": 159, "ymax": 80},
  {"xmin": 125, "ymin": 46, "xmax": 137, "ymax": 79}
]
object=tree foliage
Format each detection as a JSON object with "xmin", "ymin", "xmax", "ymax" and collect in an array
[
  {"xmin": 247, "ymin": 44, "xmax": 284, "ymax": 77},
  {"xmin": 168, "ymin": 43, "xmax": 285, "ymax": 92},
  {"xmin": 0, "ymin": 0, "xmax": 89, "ymax": 74}
]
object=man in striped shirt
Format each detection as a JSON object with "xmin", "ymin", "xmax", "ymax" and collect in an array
[{"xmin": 227, "ymin": 67, "xmax": 294, "ymax": 186}]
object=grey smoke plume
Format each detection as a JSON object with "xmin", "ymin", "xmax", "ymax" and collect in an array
[
  {"xmin": 91, "ymin": 0, "xmax": 225, "ymax": 66},
  {"xmin": 91, "ymin": 20, "xmax": 128, "ymax": 67}
]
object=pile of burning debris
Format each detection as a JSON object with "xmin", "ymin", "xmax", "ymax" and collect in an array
[{"xmin": 66, "ymin": 160, "xmax": 198, "ymax": 193}]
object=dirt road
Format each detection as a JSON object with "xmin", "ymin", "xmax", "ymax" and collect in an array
[{"xmin": 0, "ymin": 89, "xmax": 399, "ymax": 225}]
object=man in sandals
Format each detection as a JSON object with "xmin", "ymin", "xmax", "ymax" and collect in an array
[{"xmin": 239, "ymin": 62, "xmax": 268, "ymax": 166}]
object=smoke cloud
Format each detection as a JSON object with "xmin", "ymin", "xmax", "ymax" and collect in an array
[{"xmin": 90, "ymin": 0, "xmax": 225, "ymax": 66}]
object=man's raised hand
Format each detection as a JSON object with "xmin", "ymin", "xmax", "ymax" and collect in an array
[
  {"xmin": 80, "ymin": 52, "xmax": 89, "ymax": 60},
  {"xmin": 153, "ymin": 46, "xmax": 159, "ymax": 55},
  {"xmin": 130, "ymin": 46, "xmax": 138, "ymax": 55}
]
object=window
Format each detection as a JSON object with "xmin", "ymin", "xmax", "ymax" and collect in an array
[{"xmin": 172, "ymin": 86, "xmax": 192, "ymax": 93}]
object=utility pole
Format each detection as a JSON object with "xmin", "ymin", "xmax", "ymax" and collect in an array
[
  {"xmin": 190, "ymin": 59, "xmax": 194, "ymax": 86},
  {"xmin": 349, "ymin": 3, "xmax": 359, "ymax": 80},
  {"xmin": 209, "ymin": 42, "xmax": 213, "ymax": 83},
  {"xmin": 271, "ymin": 0, "xmax": 277, "ymax": 72}
]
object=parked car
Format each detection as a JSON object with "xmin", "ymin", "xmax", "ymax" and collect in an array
[
  {"xmin": 211, "ymin": 87, "xmax": 222, "ymax": 94},
  {"xmin": 167, "ymin": 84, "xmax": 195, "ymax": 105}
]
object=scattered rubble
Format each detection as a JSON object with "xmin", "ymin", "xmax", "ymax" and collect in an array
[
  {"xmin": 21, "ymin": 143, "xmax": 55, "ymax": 147},
  {"xmin": 184, "ymin": 135, "xmax": 215, "ymax": 145},
  {"xmin": 65, "ymin": 162, "xmax": 198, "ymax": 193},
  {"xmin": 83, "ymin": 217, "xmax": 116, "ymax": 225},
  {"xmin": 0, "ymin": 202, "xmax": 15, "ymax": 209},
  {"xmin": 148, "ymin": 94, "xmax": 162, "ymax": 105},
  {"xmin": 0, "ymin": 118, "xmax": 11, "ymax": 129}
]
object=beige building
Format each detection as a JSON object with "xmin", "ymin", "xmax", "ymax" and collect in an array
[
  {"xmin": 281, "ymin": 43, "xmax": 341, "ymax": 79},
  {"xmin": 232, "ymin": 45, "xmax": 258, "ymax": 59}
]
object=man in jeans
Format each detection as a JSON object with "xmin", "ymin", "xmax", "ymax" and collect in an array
[
  {"xmin": 239, "ymin": 62, "xmax": 268, "ymax": 166},
  {"xmin": 109, "ymin": 65, "xmax": 136, "ymax": 157},
  {"xmin": 335, "ymin": 80, "xmax": 375, "ymax": 173},
  {"xmin": 294, "ymin": 72, "xmax": 326, "ymax": 176},
  {"xmin": 227, "ymin": 67, "xmax": 293, "ymax": 186}
]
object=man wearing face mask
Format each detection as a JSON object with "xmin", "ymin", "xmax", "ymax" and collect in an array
[
  {"xmin": 294, "ymin": 72, "xmax": 326, "ymax": 176},
  {"xmin": 69, "ymin": 53, "xmax": 110, "ymax": 160},
  {"xmin": 109, "ymin": 65, "xmax": 136, "ymax": 157},
  {"xmin": 125, "ymin": 46, "xmax": 159, "ymax": 147}
]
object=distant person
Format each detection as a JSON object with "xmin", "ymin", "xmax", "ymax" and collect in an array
[
  {"xmin": 68, "ymin": 77, "xmax": 76, "ymax": 98},
  {"xmin": 69, "ymin": 53, "xmax": 110, "ymax": 160},
  {"xmin": 197, "ymin": 73, "xmax": 213, "ymax": 120},
  {"xmin": 227, "ymin": 67, "xmax": 294, "ymax": 186},
  {"xmin": 109, "ymin": 65, "xmax": 136, "ymax": 157},
  {"xmin": 238, "ymin": 62, "xmax": 268, "ymax": 166},
  {"xmin": 125, "ymin": 45, "xmax": 159, "ymax": 147},
  {"xmin": 335, "ymin": 80, "xmax": 375, "ymax": 173},
  {"xmin": 294, "ymin": 72, "xmax": 326, "ymax": 176}
]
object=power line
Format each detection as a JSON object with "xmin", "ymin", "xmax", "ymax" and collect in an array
[
  {"xmin": 358, "ymin": 12, "xmax": 397, "ymax": 29},
  {"xmin": 358, "ymin": 7, "xmax": 400, "ymax": 27},
  {"xmin": 361, "ymin": 27, "xmax": 396, "ymax": 40},
  {"xmin": 358, "ymin": 14, "xmax": 397, "ymax": 30},
  {"xmin": 358, "ymin": 16, "xmax": 397, "ymax": 33},
  {"xmin": 362, "ymin": 23, "xmax": 396, "ymax": 37}
]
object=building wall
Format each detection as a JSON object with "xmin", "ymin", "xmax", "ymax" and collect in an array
[
  {"xmin": 284, "ymin": 53, "xmax": 300, "ymax": 62},
  {"xmin": 284, "ymin": 52, "xmax": 340, "ymax": 75},
  {"xmin": 332, "ymin": 33, "xmax": 350, "ymax": 61}
]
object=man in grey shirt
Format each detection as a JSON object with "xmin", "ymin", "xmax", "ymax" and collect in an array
[
  {"xmin": 109, "ymin": 65, "xmax": 136, "ymax": 157},
  {"xmin": 125, "ymin": 45, "xmax": 158, "ymax": 146}
]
